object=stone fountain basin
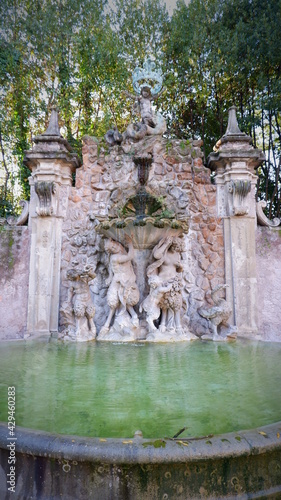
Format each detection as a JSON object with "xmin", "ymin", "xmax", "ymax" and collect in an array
[
  {"xmin": 0, "ymin": 421, "xmax": 280, "ymax": 498},
  {"xmin": 0, "ymin": 339, "xmax": 281, "ymax": 498},
  {"xmin": 96, "ymin": 217, "xmax": 189, "ymax": 249}
]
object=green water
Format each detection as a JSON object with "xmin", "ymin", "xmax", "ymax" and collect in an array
[{"xmin": 0, "ymin": 339, "xmax": 280, "ymax": 439}]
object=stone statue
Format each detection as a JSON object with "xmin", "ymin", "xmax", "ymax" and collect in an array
[
  {"xmin": 140, "ymin": 276, "xmax": 172, "ymax": 332},
  {"xmin": 146, "ymin": 237, "xmax": 185, "ymax": 333},
  {"xmin": 99, "ymin": 236, "xmax": 140, "ymax": 339},
  {"xmin": 121, "ymin": 59, "xmax": 166, "ymax": 141},
  {"xmin": 199, "ymin": 284, "xmax": 237, "ymax": 341},
  {"xmin": 104, "ymin": 127, "xmax": 123, "ymax": 146},
  {"xmin": 124, "ymin": 86, "xmax": 166, "ymax": 139},
  {"xmin": 60, "ymin": 265, "xmax": 96, "ymax": 341},
  {"xmin": 125, "ymin": 86, "xmax": 164, "ymax": 128}
]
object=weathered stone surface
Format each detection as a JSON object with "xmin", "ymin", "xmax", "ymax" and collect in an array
[
  {"xmin": 0, "ymin": 227, "xmax": 30, "ymax": 339},
  {"xmin": 207, "ymin": 107, "xmax": 265, "ymax": 339},
  {"xmin": 58, "ymin": 134, "xmax": 225, "ymax": 339},
  {"xmin": 1, "ymin": 421, "xmax": 281, "ymax": 500},
  {"xmin": 24, "ymin": 109, "xmax": 80, "ymax": 337},
  {"xmin": 256, "ymin": 227, "xmax": 281, "ymax": 341}
]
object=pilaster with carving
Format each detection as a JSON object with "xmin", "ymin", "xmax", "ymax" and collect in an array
[
  {"xmin": 207, "ymin": 106, "xmax": 265, "ymax": 338},
  {"xmin": 24, "ymin": 108, "xmax": 80, "ymax": 337}
]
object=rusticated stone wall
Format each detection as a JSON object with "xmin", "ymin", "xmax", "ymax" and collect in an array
[
  {"xmin": 59, "ymin": 135, "xmax": 225, "ymax": 337},
  {"xmin": 0, "ymin": 226, "xmax": 30, "ymax": 339}
]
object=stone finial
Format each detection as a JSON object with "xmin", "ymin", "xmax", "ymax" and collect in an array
[
  {"xmin": 33, "ymin": 106, "xmax": 69, "ymax": 146},
  {"xmin": 221, "ymin": 106, "xmax": 252, "ymax": 145},
  {"xmin": 225, "ymin": 106, "xmax": 243, "ymax": 135},
  {"xmin": 41, "ymin": 107, "xmax": 61, "ymax": 137},
  {"xmin": 23, "ymin": 106, "xmax": 80, "ymax": 171}
]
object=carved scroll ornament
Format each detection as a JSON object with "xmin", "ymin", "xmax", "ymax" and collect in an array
[
  {"xmin": 35, "ymin": 181, "xmax": 56, "ymax": 216},
  {"xmin": 256, "ymin": 200, "xmax": 280, "ymax": 227},
  {"xmin": 228, "ymin": 179, "xmax": 251, "ymax": 216}
]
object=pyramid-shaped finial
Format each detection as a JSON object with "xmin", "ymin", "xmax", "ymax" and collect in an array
[
  {"xmin": 225, "ymin": 106, "xmax": 243, "ymax": 135},
  {"xmin": 42, "ymin": 107, "xmax": 61, "ymax": 137},
  {"xmin": 32, "ymin": 106, "xmax": 72, "ymax": 152},
  {"xmin": 221, "ymin": 106, "xmax": 252, "ymax": 145}
]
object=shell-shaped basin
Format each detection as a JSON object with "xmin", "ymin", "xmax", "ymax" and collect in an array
[{"xmin": 96, "ymin": 217, "xmax": 189, "ymax": 249}]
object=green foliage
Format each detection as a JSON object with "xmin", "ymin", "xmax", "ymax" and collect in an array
[
  {"xmin": 0, "ymin": 0, "xmax": 280, "ymax": 217},
  {"xmin": 166, "ymin": 0, "xmax": 281, "ymax": 216}
]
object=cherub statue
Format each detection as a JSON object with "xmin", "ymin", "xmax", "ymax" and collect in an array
[
  {"xmin": 124, "ymin": 85, "xmax": 164, "ymax": 128},
  {"xmin": 66, "ymin": 265, "xmax": 96, "ymax": 341},
  {"xmin": 99, "ymin": 235, "xmax": 140, "ymax": 336},
  {"xmin": 123, "ymin": 59, "xmax": 167, "ymax": 139}
]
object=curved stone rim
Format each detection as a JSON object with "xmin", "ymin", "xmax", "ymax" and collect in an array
[
  {"xmin": 0, "ymin": 421, "xmax": 280, "ymax": 465},
  {"xmin": 96, "ymin": 216, "xmax": 189, "ymax": 232}
]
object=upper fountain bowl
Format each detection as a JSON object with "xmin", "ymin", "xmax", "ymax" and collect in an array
[{"xmin": 96, "ymin": 216, "xmax": 189, "ymax": 249}]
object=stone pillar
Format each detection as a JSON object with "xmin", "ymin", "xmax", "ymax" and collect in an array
[
  {"xmin": 207, "ymin": 106, "xmax": 265, "ymax": 338},
  {"xmin": 24, "ymin": 109, "xmax": 80, "ymax": 337}
]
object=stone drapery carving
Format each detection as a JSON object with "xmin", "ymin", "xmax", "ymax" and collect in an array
[
  {"xmin": 35, "ymin": 181, "xmax": 56, "ymax": 216},
  {"xmin": 99, "ymin": 236, "xmax": 140, "ymax": 340},
  {"xmin": 198, "ymin": 284, "xmax": 237, "ymax": 341},
  {"xmin": 59, "ymin": 265, "xmax": 96, "ymax": 342}
]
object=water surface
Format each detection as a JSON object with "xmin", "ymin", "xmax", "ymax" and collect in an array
[{"xmin": 0, "ymin": 339, "xmax": 280, "ymax": 438}]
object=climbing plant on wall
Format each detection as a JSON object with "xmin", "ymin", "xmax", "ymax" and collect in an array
[{"xmin": 0, "ymin": 0, "xmax": 280, "ymax": 217}]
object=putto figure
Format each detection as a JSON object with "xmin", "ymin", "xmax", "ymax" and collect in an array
[
  {"xmin": 123, "ymin": 58, "xmax": 166, "ymax": 138},
  {"xmin": 125, "ymin": 85, "xmax": 164, "ymax": 129},
  {"xmin": 99, "ymin": 235, "xmax": 140, "ymax": 337}
]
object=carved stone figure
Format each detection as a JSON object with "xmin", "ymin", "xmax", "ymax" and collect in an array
[
  {"xmin": 104, "ymin": 127, "xmax": 123, "ymax": 146},
  {"xmin": 121, "ymin": 59, "xmax": 166, "ymax": 141},
  {"xmin": 99, "ymin": 236, "xmax": 140, "ymax": 339},
  {"xmin": 140, "ymin": 276, "xmax": 172, "ymax": 332},
  {"xmin": 146, "ymin": 237, "xmax": 187, "ymax": 334},
  {"xmin": 60, "ymin": 265, "xmax": 96, "ymax": 341},
  {"xmin": 123, "ymin": 121, "xmax": 147, "ymax": 141},
  {"xmin": 124, "ymin": 86, "xmax": 166, "ymax": 137},
  {"xmin": 199, "ymin": 284, "xmax": 237, "ymax": 341},
  {"xmin": 125, "ymin": 86, "xmax": 162, "ymax": 127}
]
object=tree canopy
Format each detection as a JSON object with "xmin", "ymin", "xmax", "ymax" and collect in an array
[{"xmin": 1, "ymin": 0, "xmax": 280, "ymax": 217}]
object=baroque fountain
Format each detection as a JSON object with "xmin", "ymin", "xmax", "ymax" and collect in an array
[{"xmin": 0, "ymin": 60, "xmax": 281, "ymax": 499}]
